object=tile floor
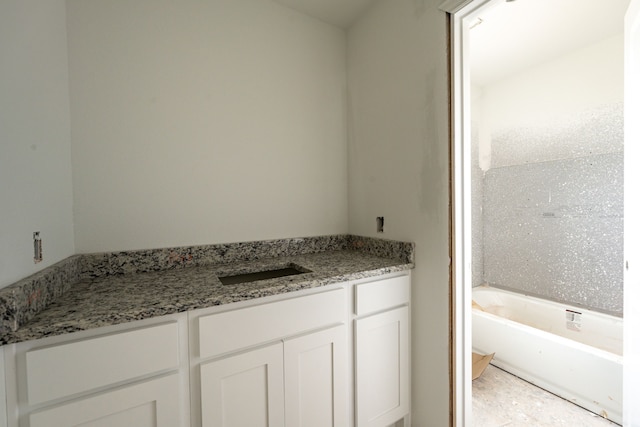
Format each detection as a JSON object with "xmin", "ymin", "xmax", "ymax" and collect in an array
[{"xmin": 473, "ymin": 364, "xmax": 620, "ymax": 427}]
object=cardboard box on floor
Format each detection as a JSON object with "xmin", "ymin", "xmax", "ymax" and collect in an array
[
  {"xmin": 471, "ymin": 299, "xmax": 494, "ymax": 380},
  {"xmin": 472, "ymin": 352, "xmax": 494, "ymax": 380}
]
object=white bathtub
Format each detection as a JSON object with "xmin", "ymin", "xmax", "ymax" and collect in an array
[{"xmin": 472, "ymin": 286, "xmax": 623, "ymax": 424}]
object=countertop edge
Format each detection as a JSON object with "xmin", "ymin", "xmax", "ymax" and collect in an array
[
  {"xmin": 0, "ymin": 239, "xmax": 414, "ymax": 346},
  {"xmin": 0, "ymin": 235, "xmax": 414, "ymax": 335}
]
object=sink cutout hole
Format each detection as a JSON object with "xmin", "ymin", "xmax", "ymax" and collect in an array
[{"xmin": 218, "ymin": 266, "xmax": 309, "ymax": 285}]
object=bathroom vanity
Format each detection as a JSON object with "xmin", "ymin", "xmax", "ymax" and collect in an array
[{"xmin": 0, "ymin": 236, "xmax": 413, "ymax": 427}]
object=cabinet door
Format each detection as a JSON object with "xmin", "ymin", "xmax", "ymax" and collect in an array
[
  {"xmin": 284, "ymin": 325, "xmax": 348, "ymax": 427},
  {"xmin": 200, "ymin": 343, "xmax": 284, "ymax": 427},
  {"xmin": 29, "ymin": 373, "xmax": 181, "ymax": 427},
  {"xmin": 355, "ymin": 306, "xmax": 409, "ymax": 427}
]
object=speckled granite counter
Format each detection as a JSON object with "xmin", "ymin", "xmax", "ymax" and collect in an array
[{"xmin": 0, "ymin": 235, "xmax": 414, "ymax": 345}]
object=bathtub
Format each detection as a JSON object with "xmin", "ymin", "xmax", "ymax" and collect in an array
[{"xmin": 472, "ymin": 286, "xmax": 623, "ymax": 424}]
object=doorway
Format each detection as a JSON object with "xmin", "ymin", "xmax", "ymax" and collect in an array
[{"xmin": 443, "ymin": 0, "xmax": 640, "ymax": 425}]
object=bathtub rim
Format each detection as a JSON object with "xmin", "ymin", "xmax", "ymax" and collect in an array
[
  {"xmin": 472, "ymin": 284, "xmax": 623, "ymax": 359},
  {"xmin": 474, "ymin": 283, "xmax": 623, "ymax": 318}
]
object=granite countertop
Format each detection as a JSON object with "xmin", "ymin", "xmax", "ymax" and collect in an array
[{"xmin": 0, "ymin": 236, "xmax": 414, "ymax": 345}]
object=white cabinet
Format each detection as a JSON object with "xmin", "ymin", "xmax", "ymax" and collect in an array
[
  {"xmin": 2, "ymin": 270, "xmax": 411, "ymax": 427},
  {"xmin": 200, "ymin": 324, "xmax": 348, "ymax": 427},
  {"xmin": 194, "ymin": 287, "xmax": 348, "ymax": 427},
  {"xmin": 353, "ymin": 273, "xmax": 411, "ymax": 427},
  {"xmin": 29, "ymin": 373, "xmax": 181, "ymax": 427},
  {"xmin": 24, "ymin": 322, "xmax": 180, "ymax": 405},
  {"xmin": 201, "ymin": 343, "xmax": 285, "ymax": 427},
  {"xmin": 284, "ymin": 325, "xmax": 348, "ymax": 427},
  {"xmin": 355, "ymin": 307, "xmax": 410, "ymax": 427},
  {"xmin": 0, "ymin": 350, "xmax": 6, "ymax": 427},
  {"xmin": 4, "ymin": 314, "xmax": 190, "ymax": 427}
]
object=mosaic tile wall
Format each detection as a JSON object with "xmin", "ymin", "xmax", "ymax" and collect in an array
[
  {"xmin": 471, "ymin": 122, "xmax": 484, "ymax": 287},
  {"xmin": 490, "ymin": 103, "xmax": 624, "ymax": 169},
  {"xmin": 482, "ymin": 152, "xmax": 624, "ymax": 315}
]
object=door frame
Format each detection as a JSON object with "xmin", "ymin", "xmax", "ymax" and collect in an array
[
  {"xmin": 441, "ymin": 1, "xmax": 500, "ymax": 425},
  {"xmin": 442, "ymin": 0, "xmax": 639, "ymax": 425},
  {"xmin": 624, "ymin": 0, "xmax": 640, "ymax": 425}
]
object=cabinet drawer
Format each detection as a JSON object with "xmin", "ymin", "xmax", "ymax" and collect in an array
[
  {"xmin": 198, "ymin": 288, "xmax": 346, "ymax": 359},
  {"xmin": 29, "ymin": 373, "xmax": 181, "ymax": 427},
  {"xmin": 354, "ymin": 274, "xmax": 410, "ymax": 316},
  {"xmin": 26, "ymin": 322, "xmax": 179, "ymax": 405}
]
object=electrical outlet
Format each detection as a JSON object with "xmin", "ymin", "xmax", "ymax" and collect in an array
[
  {"xmin": 376, "ymin": 216, "xmax": 384, "ymax": 233},
  {"xmin": 33, "ymin": 232, "xmax": 42, "ymax": 263}
]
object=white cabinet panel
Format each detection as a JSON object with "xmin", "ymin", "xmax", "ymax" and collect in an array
[
  {"xmin": 198, "ymin": 288, "xmax": 345, "ymax": 358},
  {"xmin": 196, "ymin": 284, "xmax": 350, "ymax": 427},
  {"xmin": 0, "ymin": 350, "xmax": 6, "ymax": 427},
  {"xmin": 354, "ymin": 274, "xmax": 410, "ymax": 316},
  {"xmin": 355, "ymin": 306, "xmax": 409, "ymax": 427},
  {"xmin": 200, "ymin": 343, "xmax": 285, "ymax": 427},
  {"xmin": 284, "ymin": 325, "xmax": 348, "ymax": 427},
  {"xmin": 26, "ymin": 322, "xmax": 179, "ymax": 405},
  {"xmin": 29, "ymin": 373, "xmax": 181, "ymax": 427}
]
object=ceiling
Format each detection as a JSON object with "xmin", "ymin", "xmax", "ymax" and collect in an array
[
  {"xmin": 270, "ymin": 0, "xmax": 630, "ymax": 85},
  {"xmin": 470, "ymin": 0, "xmax": 630, "ymax": 86},
  {"xmin": 272, "ymin": 0, "xmax": 376, "ymax": 28}
]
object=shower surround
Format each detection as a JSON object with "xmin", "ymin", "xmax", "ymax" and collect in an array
[{"xmin": 482, "ymin": 152, "xmax": 623, "ymax": 315}]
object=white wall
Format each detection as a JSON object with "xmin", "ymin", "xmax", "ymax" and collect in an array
[
  {"xmin": 478, "ymin": 34, "xmax": 624, "ymax": 168},
  {"xmin": 0, "ymin": 0, "xmax": 75, "ymax": 288},
  {"xmin": 1, "ymin": 2, "xmax": 454, "ymax": 422},
  {"xmin": 347, "ymin": 1, "xmax": 450, "ymax": 425},
  {"xmin": 67, "ymin": 0, "xmax": 348, "ymax": 253}
]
